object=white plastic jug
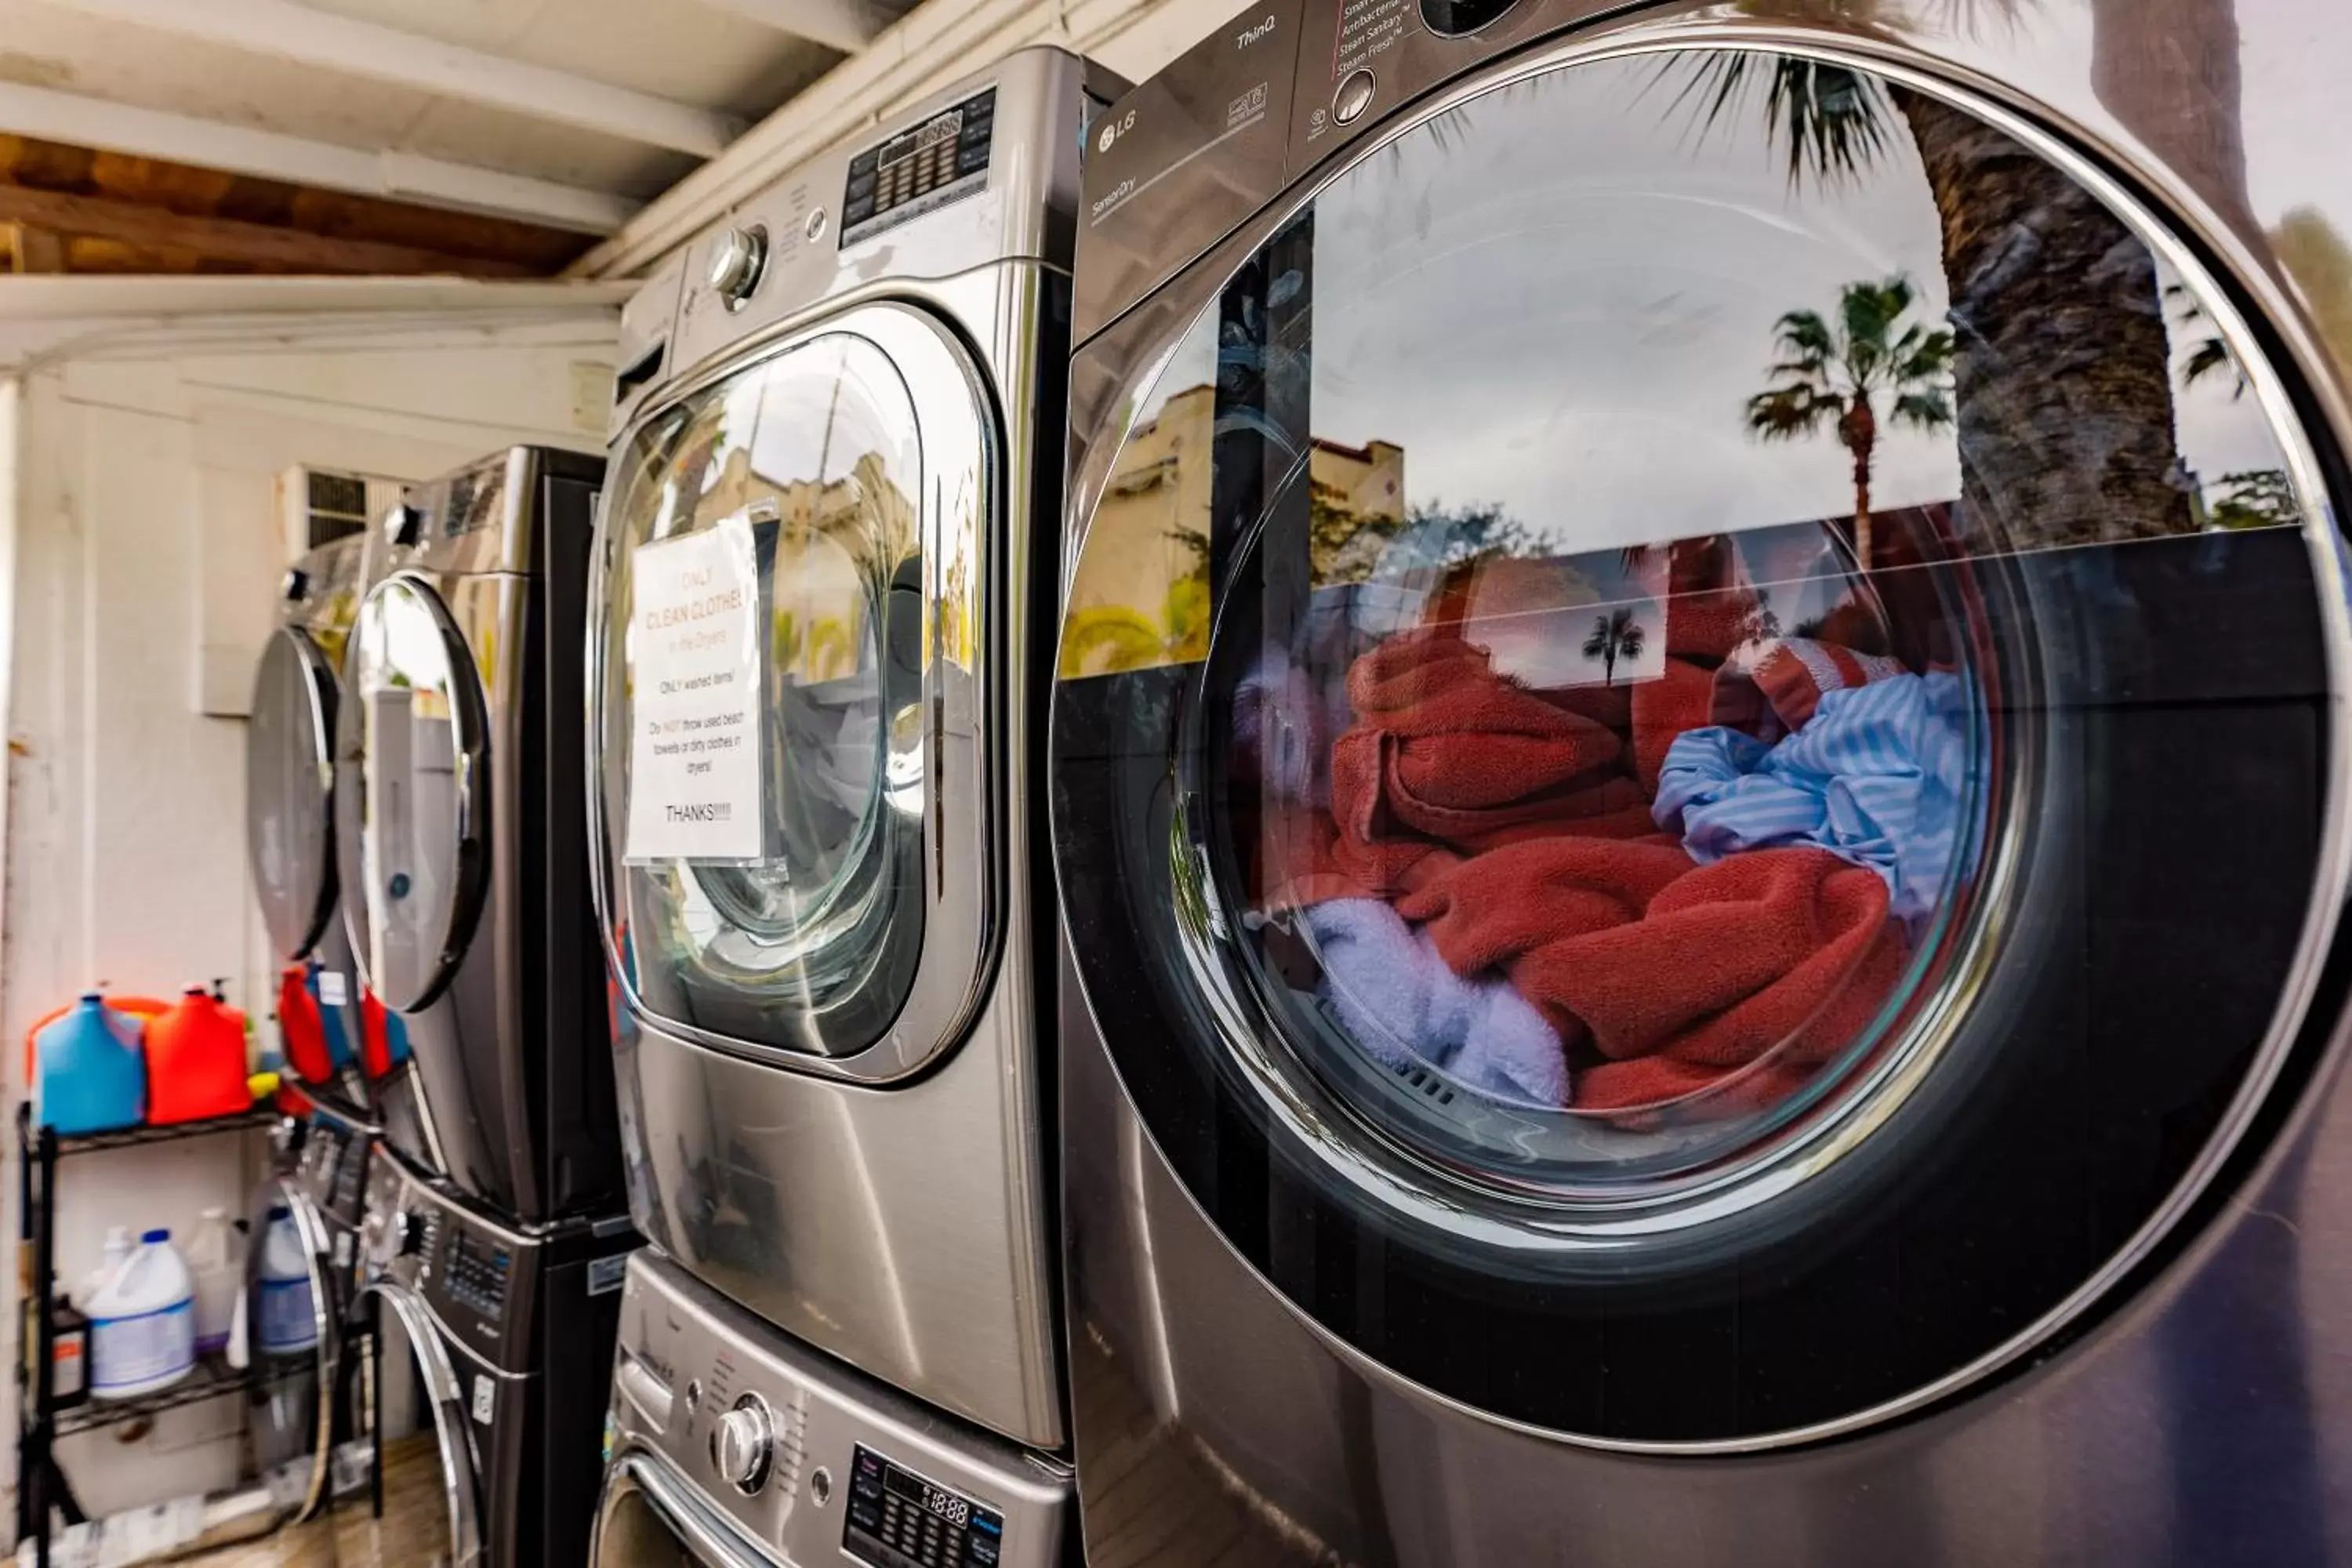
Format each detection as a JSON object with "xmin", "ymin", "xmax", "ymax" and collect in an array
[
  {"xmin": 186, "ymin": 1207, "xmax": 240, "ymax": 1359},
  {"xmin": 81, "ymin": 1225, "xmax": 132, "ymax": 1308},
  {"xmin": 254, "ymin": 1206, "xmax": 318, "ymax": 1356},
  {"xmin": 88, "ymin": 1229, "xmax": 195, "ymax": 1399}
]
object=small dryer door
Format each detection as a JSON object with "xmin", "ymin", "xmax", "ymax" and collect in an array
[
  {"xmin": 592, "ymin": 302, "xmax": 996, "ymax": 1080},
  {"xmin": 1052, "ymin": 44, "xmax": 2350, "ymax": 1447},
  {"xmin": 335, "ymin": 575, "xmax": 490, "ymax": 1015},
  {"xmin": 244, "ymin": 1177, "xmax": 340, "ymax": 1523},
  {"xmin": 249, "ymin": 626, "xmax": 341, "ymax": 962},
  {"xmin": 347, "ymin": 1282, "xmax": 482, "ymax": 1568}
]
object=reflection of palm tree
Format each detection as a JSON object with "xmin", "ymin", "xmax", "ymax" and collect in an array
[
  {"xmin": 1581, "ymin": 607, "xmax": 1648, "ymax": 686},
  {"xmin": 1669, "ymin": 10, "xmax": 2210, "ymax": 547},
  {"xmin": 1745, "ymin": 277, "xmax": 1954, "ymax": 569}
]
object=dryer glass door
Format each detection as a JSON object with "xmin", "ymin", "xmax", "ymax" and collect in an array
[
  {"xmin": 336, "ymin": 577, "xmax": 490, "ymax": 1014},
  {"xmin": 1052, "ymin": 45, "xmax": 2350, "ymax": 1445},
  {"xmin": 249, "ymin": 626, "xmax": 340, "ymax": 961},
  {"xmin": 348, "ymin": 1283, "xmax": 481, "ymax": 1567},
  {"xmin": 595, "ymin": 304, "xmax": 995, "ymax": 1073},
  {"xmin": 245, "ymin": 1178, "xmax": 339, "ymax": 1523}
]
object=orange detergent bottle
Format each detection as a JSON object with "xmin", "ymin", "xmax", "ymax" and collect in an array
[{"xmin": 144, "ymin": 984, "xmax": 253, "ymax": 1124}]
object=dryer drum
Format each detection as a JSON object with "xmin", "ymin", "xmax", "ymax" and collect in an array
[{"xmin": 1051, "ymin": 43, "xmax": 2350, "ymax": 1446}]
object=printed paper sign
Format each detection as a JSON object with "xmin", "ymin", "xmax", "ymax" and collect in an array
[
  {"xmin": 472, "ymin": 1373, "xmax": 496, "ymax": 1426},
  {"xmin": 624, "ymin": 516, "xmax": 765, "ymax": 862}
]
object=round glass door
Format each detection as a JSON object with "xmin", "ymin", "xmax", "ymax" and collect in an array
[
  {"xmin": 594, "ymin": 317, "xmax": 971, "ymax": 1065},
  {"xmin": 245, "ymin": 1181, "xmax": 336, "ymax": 1521},
  {"xmin": 1052, "ymin": 45, "xmax": 2347, "ymax": 1446},
  {"xmin": 336, "ymin": 578, "xmax": 488, "ymax": 1014},
  {"xmin": 341, "ymin": 1285, "xmax": 478, "ymax": 1567},
  {"xmin": 249, "ymin": 628, "xmax": 339, "ymax": 962}
]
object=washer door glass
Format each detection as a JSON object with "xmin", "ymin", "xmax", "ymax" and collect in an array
[
  {"xmin": 336, "ymin": 579, "xmax": 488, "ymax": 1014},
  {"xmin": 597, "ymin": 329, "xmax": 932, "ymax": 1060},
  {"xmin": 1052, "ymin": 46, "xmax": 2347, "ymax": 1443},
  {"xmin": 249, "ymin": 627, "xmax": 340, "ymax": 961},
  {"xmin": 593, "ymin": 1454, "xmax": 756, "ymax": 1567}
]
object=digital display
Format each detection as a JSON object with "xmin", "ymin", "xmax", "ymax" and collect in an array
[
  {"xmin": 840, "ymin": 88, "xmax": 996, "ymax": 249},
  {"xmin": 844, "ymin": 1446, "xmax": 1004, "ymax": 1568}
]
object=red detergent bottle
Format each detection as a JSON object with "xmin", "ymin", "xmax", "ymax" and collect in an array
[
  {"xmin": 276, "ymin": 964, "xmax": 333, "ymax": 1086},
  {"xmin": 145, "ymin": 984, "xmax": 253, "ymax": 1124}
]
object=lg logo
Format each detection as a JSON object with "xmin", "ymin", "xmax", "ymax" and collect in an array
[
  {"xmin": 1237, "ymin": 13, "xmax": 1277, "ymax": 47},
  {"xmin": 1095, "ymin": 107, "xmax": 1138, "ymax": 154}
]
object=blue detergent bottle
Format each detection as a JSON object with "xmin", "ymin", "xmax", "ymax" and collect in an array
[{"xmin": 34, "ymin": 994, "xmax": 147, "ymax": 1134}]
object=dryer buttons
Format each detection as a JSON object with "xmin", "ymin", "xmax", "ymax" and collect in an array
[
  {"xmin": 706, "ymin": 225, "xmax": 769, "ymax": 310},
  {"xmin": 1334, "ymin": 69, "xmax": 1377, "ymax": 125}
]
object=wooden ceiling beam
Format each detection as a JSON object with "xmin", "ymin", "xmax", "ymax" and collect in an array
[
  {"xmin": 0, "ymin": 84, "xmax": 636, "ymax": 234},
  {"xmin": 42, "ymin": 0, "xmax": 743, "ymax": 157},
  {"xmin": 0, "ymin": 186, "xmax": 531, "ymax": 276}
]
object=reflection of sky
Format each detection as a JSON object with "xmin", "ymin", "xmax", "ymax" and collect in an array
[{"xmin": 1120, "ymin": 48, "xmax": 2306, "ymax": 550}]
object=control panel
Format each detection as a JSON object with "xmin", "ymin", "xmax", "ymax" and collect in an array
[
  {"xmin": 840, "ymin": 86, "xmax": 997, "ymax": 248},
  {"xmin": 844, "ymin": 1446, "xmax": 1005, "ymax": 1568},
  {"xmin": 606, "ymin": 1252, "xmax": 1065, "ymax": 1568},
  {"xmin": 442, "ymin": 1227, "xmax": 512, "ymax": 1322}
]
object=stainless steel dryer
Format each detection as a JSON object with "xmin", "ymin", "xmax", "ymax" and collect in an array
[
  {"xmin": 1054, "ymin": 2, "xmax": 2352, "ymax": 1563},
  {"xmin": 336, "ymin": 446, "xmax": 622, "ymax": 1224},
  {"xmin": 589, "ymin": 45, "xmax": 1121, "ymax": 1464},
  {"xmin": 247, "ymin": 533, "xmax": 376, "ymax": 1120}
]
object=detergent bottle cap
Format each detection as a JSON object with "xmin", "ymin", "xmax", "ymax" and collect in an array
[
  {"xmin": 140, "ymin": 1229, "xmax": 169, "ymax": 1244},
  {"xmin": 267, "ymin": 1204, "xmax": 291, "ymax": 1221}
]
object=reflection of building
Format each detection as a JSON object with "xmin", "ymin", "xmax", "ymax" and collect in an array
[
  {"xmin": 695, "ymin": 446, "xmax": 920, "ymax": 683},
  {"xmin": 1062, "ymin": 384, "xmax": 1406, "ymax": 676}
]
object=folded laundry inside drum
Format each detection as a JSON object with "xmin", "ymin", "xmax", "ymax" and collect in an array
[{"xmin": 1234, "ymin": 517, "xmax": 1979, "ymax": 1128}]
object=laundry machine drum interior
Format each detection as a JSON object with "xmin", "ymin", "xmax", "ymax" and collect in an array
[{"xmin": 1051, "ymin": 41, "xmax": 2350, "ymax": 1447}]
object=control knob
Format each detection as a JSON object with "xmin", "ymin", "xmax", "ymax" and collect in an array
[
  {"xmin": 706, "ymin": 226, "xmax": 768, "ymax": 307},
  {"xmin": 280, "ymin": 567, "xmax": 310, "ymax": 603},
  {"xmin": 394, "ymin": 1209, "xmax": 426, "ymax": 1257},
  {"xmin": 710, "ymin": 1395, "xmax": 774, "ymax": 1494}
]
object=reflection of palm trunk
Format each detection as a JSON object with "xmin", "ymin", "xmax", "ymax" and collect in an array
[
  {"xmin": 1841, "ymin": 401, "xmax": 1876, "ymax": 568},
  {"xmin": 2091, "ymin": 0, "xmax": 2257, "ymax": 241},
  {"xmin": 1891, "ymin": 89, "xmax": 2194, "ymax": 549}
]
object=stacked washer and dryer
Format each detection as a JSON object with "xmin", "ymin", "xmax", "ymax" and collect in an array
[
  {"xmin": 1053, "ymin": 2, "xmax": 2352, "ymax": 1565},
  {"xmin": 325, "ymin": 445, "xmax": 641, "ymax": 1567},
  {"xmin": 242, "ymin": 528, "xmax": 392, "ymax": 1525},
  {"xmin": 586, "ymin": 45, "xmax": 1119, "ymax": 1568}
]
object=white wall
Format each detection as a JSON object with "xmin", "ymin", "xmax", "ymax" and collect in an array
[{"xmin": 0, "ymin": 317, "xmax": 615, "ymax": 1521}]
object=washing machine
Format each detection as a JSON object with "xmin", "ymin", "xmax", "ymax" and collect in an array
[
  {"xmin": 336, "ymin": 445, "xmax": 622, "ymax": 1224},
  {"xmin": 244, "ymin": 1092, "xmax": 375, "ymax": 1523},
  {"xmin": 247, "ymin": 532, "xmax": 377, "ymax": 1121},
  {"xmin": 587, "ymin": 44, "xmax": 1121, "ymax": 1459},
  {"xmin": 592, "ymin": 1248, "xmax": 1065, "ymax": 1568},
  {"xmin": 336, "ymin": 1144, "xmax": 634, "ymax": 1567},
  {"xmin": 1053, "ymin": 2, "xmax": 2352, "ymax": 1563}
]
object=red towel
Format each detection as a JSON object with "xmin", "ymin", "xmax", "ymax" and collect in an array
[
  {"xmin": 1628, "ymin": 657, "xmax": 1716, "ymax": 794},
  {"xmin": 1330, "ymin": 630, "xmax": 1653, "ymax": 862},
  {"xmin": 1399, "ymin": 843, "xmax": 1903, "ymax": 1114},
  {"xmin": 1740, "ymin": 638, "xmax": 1909, "ymax": 730}
]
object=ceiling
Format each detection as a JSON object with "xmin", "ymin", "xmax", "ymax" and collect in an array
[{"xmin": 0, "ymin": 0, "xmax": 919, "ymax": 273}]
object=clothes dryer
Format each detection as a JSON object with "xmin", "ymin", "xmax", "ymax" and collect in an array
[
  {"xmin": 588, "ymin": 45, "xmax": 1120, "ymax": 1457},
  {"xmin": 336, "ymin": 446, "xmax": 621, "ymax": 1223},
  {"xmin": 336, "ymin": 1148, "xmax": 633, "ymax": 1568},
  {"xmin": 1053, "ymin": 3, "xmax": 2352, "ymax": 1562},
  {"xmin": 592, "ymin": 1249, "xmax": 1067, "ymax": 1568},
  {"xmin": 247, "ymin": 535, "xmax": 376, "ymax": 1120}
]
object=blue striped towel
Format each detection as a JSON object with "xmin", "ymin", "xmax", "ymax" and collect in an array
[{"xmin": 1652, "ymin": 672, "xmax": 1976, "ymax": 923}]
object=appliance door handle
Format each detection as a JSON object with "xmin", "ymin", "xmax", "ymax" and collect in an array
[
  {"xmin": 594, "ymin": 1450, "xmax": 773, "ymax": 1568},
  {"xmin": 358, "ymin": 1283, "xmax": 485, "ymax": 1568}
]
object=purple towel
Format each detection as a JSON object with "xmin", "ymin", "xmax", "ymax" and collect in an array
[
  {"xmin": 1234, "ymin": 648, "xmax": 1352, "ymax": 808},
  {"xmin": 1302, "ymin": 898, "xmax": 1568, "ymax": 1109}
]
